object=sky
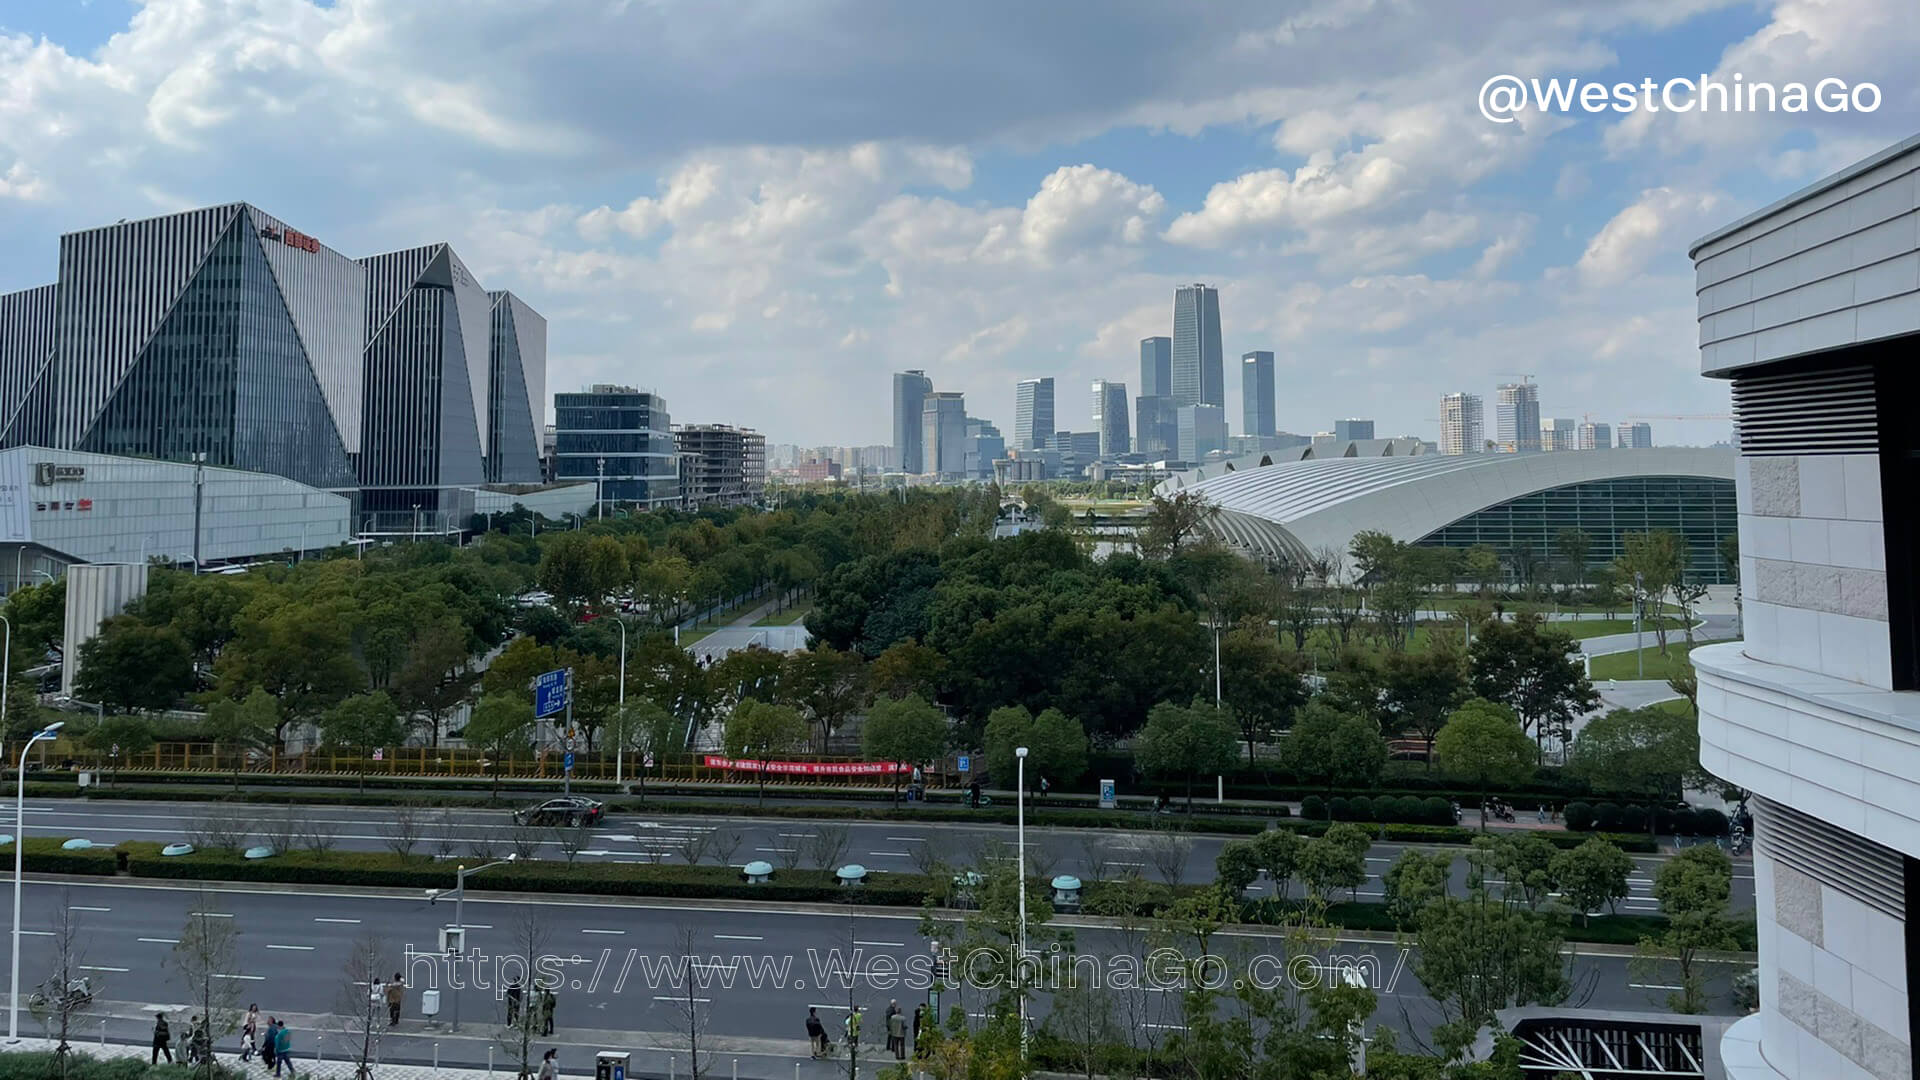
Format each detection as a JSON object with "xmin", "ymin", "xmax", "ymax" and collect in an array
[{"xmin": 1, "ymin": 1, "xmax": 1916, "ymax": 449}]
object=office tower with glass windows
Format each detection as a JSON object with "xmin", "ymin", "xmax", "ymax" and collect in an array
[
  {"xmin": 1014, "ymin": 377, "xmax": 1055, "ymax": 450},
  {"xmin": 892, "ymin": 369, "xmax": 933, "ymax": 474},
  {"xmin": 1495, "ymin": 381, "xmax": 1542, "ymax": 452},
  {"xmin": 921, "ymin": 391, "xmax": 967, "ymax": 476},
  {"xmin": 1334, "ymin": 418, "xmax": 1373, "ymax": 442},
  {"xmin": 1617, "ymin": 421, "xmax": 1653, "ymax": 448},
  {"xmin": 1177, "ymin": 403, "xmax": 1227, "ymax": 462},
  {"xmin": 1578, "ymin": 420, "xmax": 1612, "ymax": 450},
  {"xmin": 1172, "ymin": 284, "xmax": 1223, "ymax": 408},
  {"xmin": 486, "ymin": 290, "xmax": 546, "ymax": 484},
  {"xmin": 1439, "ymin": 393, "xmax": 1483, "ymax": 455},
  {"xmin": 553, "ymin": 385, "xmax": 679, "ymax": 508},
  {"xmin": 1092, "ymin": 379, "xmax": 1130, "ymax": 457},
  {"xmin": 1241, "ymin": 351, "xmax": 1275, "ymax": 438}
]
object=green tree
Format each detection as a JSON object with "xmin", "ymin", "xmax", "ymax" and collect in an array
[
  {"xmin": 1383, "ymin": 642, "xmax": 1469, "ymax": 767},
  {"xmin": 463, "ymin": 693, "xmax": 536, "ymax": 799},
  {"xmin": 390, "ymin": 618, "xmax": 475, "ymax": 746},
  {"xmin": 1482, "ymin": 833, "xmax": 1559, "ymax": 910},
  {"xmin": 1568, "ymin": 704, "xmax": 1707, "ymax": 812},
  {"xmin": 1412, "ymin": 851, "xmax": 1570, "ymax": 1057},
  {"xmin": 1218, "ymin": 627, "xmax": 1308, "ymax": 763},
  {"xmin": 1027, "ymin": 706, "xmax": 1089, "ymax": 785},
  {"xmin": 1463, "ymin": 545, "xmax": 1501, "ymax": 594},
  {"xmin": 1616, "ymin": 530, "xmax": 1686, "ymax": 655},
  {"xmin": 1554, "ymin": 527, "xmax": 1592, "ymax": 590},
  {"xmin": 1135, "ymin": 491, "xmax": 1220, "ymax": 558},
  {"xmin": 83, "ymin": 714, "xmax": 154, "ymax": 783},
  {"xmin": 73, "ymin": 617, "xmax": 195, "ymax": 713},
  {"xmin": 723, "ymin": 698, "xmax": 808, "ymax": 804},
  {"xmin": 1299, "ymin": 826, "xmax": 1369, "ymax": 903},
  {"xmin": 605, "ymin": 699, "xmax": 681, "ymax": 801},
  {"xmin": 783, "ymin": 645, "xmax": 867, "ymax": 752},
  {"xmin": 1550, "ymin": 837, "xmax": 1634, "ymax": 924},
  {"xmin": 1467, "ymin": 611, "xmax": 1599, "ymax": 753},
  {"xmin": 203, "ymin": 687, "xmax": 278, "ymax": 790},
  {"xmin": 1433, "ymin": 699, "xmax": 1537, "ymax": 830},
  {"xmin": 213, "ymin": 598, "xmax": 363, "ymax": 751},
  {"xmin": 1133, "ymin": 701, "xmax": 1239, "ymax": 811},
  {"xmin": 322, "ymin": 691, "xmax": 404, "ymax": 792},
  {"xmin": 1252, "ymin": 827, "xmax": 1305, "ymax": 900},
  {"xmin": 1381, "ymin": 850, "xmax": 1454, "ymax": 931},
  {"xmin": 1632, "ymin": 846, "xmax": 1738, "ymax": 1013},
  {"xmin": 481, "ymin": 636, "xmax": 560, "ymax": 699},
  {"xmin": 861, "ymin": 693, "xmax": 947, "ymax": 804},
  {"xmin": 866, "ymin": 640, "xmax": 946, "ymax": 701},
  {"xmin": 1278, "ymin": 700, "xmax": 1386, "ymax": 795}
]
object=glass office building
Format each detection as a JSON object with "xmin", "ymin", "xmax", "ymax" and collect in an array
[{"xmin": 554, "ymin": 385, "xmax": 680, "ymax": 507}]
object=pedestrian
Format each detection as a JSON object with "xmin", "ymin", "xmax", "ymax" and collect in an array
[
  {"xmin": 273, "ymin": 1019, "xmax": 295, "ymax": 1078},
  {"xmin": 261, "ymin": 1019, "xmax": 278, "ymax": 1070},
  {"xmin": 386, "ymin": 972, "xmax": 405, "ymax": 1026},
  {"xmin": 540, "ymin": 986, "xmax": 556, "ymax": 1036},
  {"xmin": 242, "ymin": 1003, "xmax": 260, "ymax": 1061},
  {"xmin": 538, "ymin": 1049, "xmax": 559, "ymax": 1080},
  {"xmin": 845, "ymin": 1007, "xmax": 862, "ymax": 1051},
  {"xmin": 1038, "ymin": 777, "xmax": 1049, "ymax": 800},
  {"xmin": 1537, "ymin": 804, "xmax": 1548, "ymax": 824},
  {"xmin": 506, "ymin": 977, "xmax": 525, "ymax": 1026},
  {"xmin": 805, "ymin": 1008, "xmax": 828, "ymax": 1058},
  {"xmin": 151, "ymin": 1012, "xmax": 173, "ymax": 1064},
  {"xmin": 887, "ymin": 1004, "xmax": 907, "ymax": 1060}
]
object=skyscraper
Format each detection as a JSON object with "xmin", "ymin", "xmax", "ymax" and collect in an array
[
  {"xmin": 554, "ymin": 385, "xmax": 679, "ymax": 507},
  {"xmin": 921, "ymin": 391, "xmax": 967, "ymax": 476},
  {"xmin": 1241, "ymin": 351, "xmax": 1275, "ymax": 438},
  {"xmin": 1091, "ymin": 379, "xmax": 1130, "ymax": 458},
  {"xmin": 1541, "ymin": 417, "xmax": 1578, "ymax": 451},
  {"xmin": 1172, "ymin": 284, "xmax": 1223, "ymax": 408},
  {"xmin": 1617, "ymin": 421, "xmax": 1653, "ymax": 448},
  {"xmin": 1139, "ymin": 337, "xmax": 1172, "ymax": 398},
  {"xmin": 1495, "ymin": 381, "xmax": 1542, "ymax": 452},
  {"xmin": 1578, "ymin": 420, "xmax": 1612, "ymax": 450},
  {"xmin": 1438, "ymin": 393, "xmax": 1484, "ymax": 455},
  {"xmin": 1334, "ymin": 418, "xmax": 1374, "ymax": 442},
  {"xmin": 892, "ymin": 369, "xmax": 932, "ymax": 474},
  {"xmin": 963, "ymin": 417, "xmax": 1004, "ymax": 479},
  {"xmin": 1014, "ymin": 377, "xmax": 1055, "ymax": 450},
  {"xmin": 1177, "ymin": 404, "xmax": 1227, "ymax": 462}
]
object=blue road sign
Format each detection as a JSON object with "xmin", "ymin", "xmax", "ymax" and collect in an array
[
  {"xmin": 564, "ymin": 752, "xmax": 575, "ymax": 772},
  {"xmin": 534, "ymin": 668, "xmax": 571, "ymax": 717},
  {"xmin": 957, "ymin": 754, "xmax": 971, "ymax": 773}
]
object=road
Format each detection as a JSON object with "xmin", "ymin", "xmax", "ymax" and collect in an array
[
  {"xmin": 4, "ymin": 879, "xmax": 1743, "ymax": 1075},
  {"xmin": 15, "ymin": 798, "xmax": 1754, "ymax": 914}
]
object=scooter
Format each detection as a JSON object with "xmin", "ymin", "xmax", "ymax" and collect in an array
[{"xmin": 28, "ymin": 976, "xmax": 93, "ymax": 1012}]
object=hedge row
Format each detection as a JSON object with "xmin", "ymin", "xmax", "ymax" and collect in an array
[
  {"xmin": 30, "ymin": 770, "xmax": 621, "ymax": 795},
  {"xmin": 1565, "ymin": 801, "xmax": 1729, "ymax": 837},
  {"xmin": 613, "ymin": 799, "xmax": 1276, "ymax": 834},
  {"xmin": 0, "ymin": 1051, "xmax": 247, "ymax": 1080},
  {"xmin": 1299, "ymin": 794, "xmax": 1456, "ymax": 826}
]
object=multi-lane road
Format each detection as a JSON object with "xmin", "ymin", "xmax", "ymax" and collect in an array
[
  {"xmin": 6, "ymin": 877, "xmax": 1739, "ymax": 1077},
  {"xmin": 14, "ymin": 797, "xmax": 1755, "ymax": 913}
]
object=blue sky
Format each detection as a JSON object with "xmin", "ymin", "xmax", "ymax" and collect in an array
[{"xmin": 2, "ymin": 0, "xmax": 1916, "ymax": 448}]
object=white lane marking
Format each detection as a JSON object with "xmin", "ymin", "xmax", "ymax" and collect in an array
[
  {"xmin": 80, "ymin": 965, "xmax": 129, "ymax": 972},
  {"xmin": 867, "ymin": 851, "xmax": 912, "ymax": 858},
  {"xmin": 853, "ymin": 940, "xmax": 905, "ymax": 947},
  {"xmin": 213, "ymin": 974, "xmax": 266, "ymax": 981},
  {"xmin": 884, "ymin": 837, "xmax": 925, "ymax": 843},
  {"xmin": 1630, "ymin": 983, "xmax": 1684, "ymax": 991},
  {"xmin": 754, "ymin": 847, "xmax": 795, "ymax": 853},
  {"xmin": 314, "ymin": 918, "xmax": 361, "ymax": 924},
  {"xmin": 809, "ymin": 1003, "xmax": 850, "ymax": 1010},
  {"xmin": 138, "ymin": 937, "xmax": 179, "ymax": 944},
  {"xmin": 19, "ymin": 930, "xmax": 53, "ymax": 936},
  {"xmin": 267, "ymin": 945, "xmax": 315, "ymax": 951},
  {"xmin": 653, "ymin": 995, "xmax": 712, "ymax": 1003},
  {"xmin": 459, "ymin": 924, "xmax": 492, "ymax": 930},
  {"xmin": 188, "ymin": 912, "xmax": 233, "ymax": 918},
  {"xmin": 581, "ymin": 929, "xmax": 624, "ymax": 935},
  {"xmin": 714, "ymin": 934, "xmax": 762, "ymax": 941},
  {"xmin": 70, "ymin": 905, "xmax": 111, "ymax": 912}
]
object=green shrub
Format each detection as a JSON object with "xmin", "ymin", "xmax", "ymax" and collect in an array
[
  {"xmin": 1564, "ymin": 801, "xmax": 1595, "ymax": 832},
  {"xmin": 1593, "ymin": 802, "xmax": 1622, "ymax": 831},
  {"xmin": 0, "ymin": 836, "xmax": 118, "ymax": 875},
  {"xmin": 1347, "ymin": 796, "xmax": 1374, "ymax": 822},
  {"xmin": 1300, "ymin": 795, "xmax": 1327, "ymax": 821},
  {"xmin": 1694, "ymin": 808, "xmax": 1729, "ymax": 837},
  {"xmin": 0, "ymin": 1051, "xmax": 249, "ymax": 1080},
  {"xmin": 1327, "ymin": 796, "xmax": 1351, "ymax": 821},
  {"xmin": 1421, "ymin": 797, "xmax": 1453, "ymax": 825},
  {"xmin": 1619, "ymin": 805, "xmax": 1649, "ymax": 833}
]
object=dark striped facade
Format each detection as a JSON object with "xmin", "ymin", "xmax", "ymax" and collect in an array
[{"xmin": 0, "ymin": 203, "xmax": 546, "ymax": 504}]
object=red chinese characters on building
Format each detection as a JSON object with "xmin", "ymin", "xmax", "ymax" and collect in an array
[{"xmin": 280, "ymin": 227, "xmax": 321, "ymax": 253}]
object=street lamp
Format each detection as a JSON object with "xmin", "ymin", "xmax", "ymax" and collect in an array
[
  {"xmin": 427, "ymin": 855, "xmax": 517, "ymax": 1031},
  {"xmin": 1014, "ymin": 744, "xmax": 1028, "ymax": 1055},
  {"xmin": 1632, "ymin": 571, "xmax": 1645, "ymax": 678},
  {"xmin": 613, "ymin": 616, "xmax": 628, "ymax": 786},
  {"xmin": 596, "ymin": 457, "xmax": 606, "ymax": 521},
  {"xmin": 9, "ymin": 719, "xmax": 65, "ymax": 1042}
]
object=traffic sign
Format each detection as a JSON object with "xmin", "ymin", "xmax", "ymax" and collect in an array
[
  {"xmin": 564, "ymin": 752, "xmax": 575, "ymax": 773},
  {"xmin": 957, "ymin": 755, "xmax": 971, "ymax": 773},
  {"xmin": 534, "ymin": 668, "xmax": 571, "ymax": 718},
  {"xmin": 1099, "ymin": 779, "xmax": 1116, "ymax": 810}
]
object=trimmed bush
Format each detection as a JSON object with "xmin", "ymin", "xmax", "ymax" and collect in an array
[
  {"xmin": 1327, "ymin": 796, "xmax": 1351, "ymax": 821},
  {"xmin": 1300, "ymin": 795, "xmax": 1327, "ymax": 821},
  {"xmin": 1593, "ymin": 802, "xmax": 1622, "ymax": 831},
  {"xmin": 1618, "ymin": 805, "xmax": 1649, "ymax": 834},
  {"xmin": 1347, "ymin": 796, "xmax": 1374, "ymax": 822},
  {"xmin": 1694, "ymin": 808, "xmax": 1729, "ymax": 837},
  {"xmin": 1422, "ymin": 797, "xmax": 1453, "ymax": 825},
  {"xmin": 1564, "ymin": 801, "xmax": 1595, "ymax": 832}
]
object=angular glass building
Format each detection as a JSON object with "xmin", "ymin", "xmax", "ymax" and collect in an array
[
  {"xmin": 553, "ymin": 385, "xmax": 680, "ymax": 508},
  {"xmin": 1172, "ymin": 283, "xmax": 1223, "ymax": 409},
  {"xmin": 0, "ymin": 203, "xmax": 548, "ymax": 524}
]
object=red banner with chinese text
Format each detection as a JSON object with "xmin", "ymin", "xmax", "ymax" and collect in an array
[{"xmin": 703, "ymin": 755, "xmax": 909, "ymax": 775}]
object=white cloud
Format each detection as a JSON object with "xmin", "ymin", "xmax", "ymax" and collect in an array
[
  {"xmin": 1577, "ymin": 187, "xmax": 1726, "ymax": 287},
  {"xmin": 1018, "ymin": 165, "xmax": 1164, "ymax": 261}
]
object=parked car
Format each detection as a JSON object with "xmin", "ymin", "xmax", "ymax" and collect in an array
[{"xmin": 513, "ymin": 796, "xmax": 605, "ymax": 827}]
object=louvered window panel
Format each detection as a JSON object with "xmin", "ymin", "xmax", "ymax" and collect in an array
[
  {"xmin": 1733, "ymin": 365, "xmax": 1877, "ymax": 455},
  {"xmin": 1754, "ymin": 796, "xmax": 1904, "ymax": 919}
]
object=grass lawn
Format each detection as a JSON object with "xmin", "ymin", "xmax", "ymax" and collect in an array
[
  {"xmin": 754, "ymin": 606, "xmax": 810, "ymax": 626},
  {"xmin": 1649, "ymin": 697, "xmax": 1697, "ymax": 718},
  {"xmin": 1590, "ymin": 641, "xmax": 1701, "ymax": 682},
  {"xmin": 1557, "ymin": 617, "xmax": 1686, "ymax": 640}
]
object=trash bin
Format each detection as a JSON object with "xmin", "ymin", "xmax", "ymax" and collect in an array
[
  {"xmin": 595, "ymin": 1050, "xmax": 631, "ymax": 1080},
  {"xmin": 77, "ymin": 771, "xmax": 93, "ymax": 789},
  {"xmin": 420, "ymin": 989, "xmax": 441, "ymax": 1019}
]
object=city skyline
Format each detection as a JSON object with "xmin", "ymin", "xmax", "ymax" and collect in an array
[{"xmin": 0, "ymin": 4, "xmax": 1849, "ymax": 450}]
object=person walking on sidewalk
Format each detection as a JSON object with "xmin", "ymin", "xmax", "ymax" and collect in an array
[
  {"xmin": 273, "ymin": 1019, "xmax": 296, "ymax": 1078},
  {"xmin": 506, "ymin": 978, "xmax": 525, "ymax": 1026},
  {"xmin": 844, "ymin": 1006, "xmax": 862, "ymax": 1052},
  {"xmin": 537, "ymin": 1049, "xmax": 559, "ymax": 1080},
  {"xmin": 805, "ymin": 1008, "xmax": 828, "ymax": 1058},
  {"xmin": 385, "ymin": 973, "xmax": 405, "ymax": 1026},
  {"xmin": 242, "ymin": 1004, "xmax": 260, "ymax": 1061},
  {"xmin": 151, "ymin": 1013, "xmax": 173, "ymax": 1064},
  {"xmin": 887, "ymin": 1003, "xmax": 907, "ymax": 1060},
  {"xmin": 539, "ymin": 986, "xmax": 556, "ymax": 1036},
  {"xmin": 261, "ymin": 1019, "xmax": 278, "ymax": 1071}
]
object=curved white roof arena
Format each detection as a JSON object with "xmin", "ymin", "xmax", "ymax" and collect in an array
[{"xmin": 1152, "ymin": 446, "xmax": 1735, "ymax": 565}]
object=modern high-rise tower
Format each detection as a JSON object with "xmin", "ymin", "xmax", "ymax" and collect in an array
[
  {"xmin": 1139, "ymin": 337, "xmax": 1172, "ymax": 398},
  {"xmin": 892, "ymin": 369, "xmax": 932, "ymax": 474},
  {"xmin": 1240, "ymin": 351, "xmax": 1275, "ymax": 438},
  {"xmin": 1172, "ymin": 284, "xmax": 1223, "ymax": 409},
  {"xmin": 1334, "ymin": 418, "xmax": 1374, "ymax": 442},
  {"xmin": 1136, "ymin": 336, "xmax": 1176, "ymax": 455},
  {"xmin": 1617, "ymin": 421, "xmax": 1653, "ymax": 448},
  {"xmin": 1438, "ymin": 393, "xmax": 1484, "ymax": 455},
  {"xmin": 1091, "ymin": 379, "xmax": 1130, "ymax": 458},
  {"xmin": 1495, "ymin": 381, "xmax": 1542, "ymax": 452},
  {"xmin": 1014, "ymin": 377, "xmax": 1055, "ymax": 450},
  {"xmin": 1578, "ymin": 420, "xmax": 1613, "ymax": 450},
  {"xmin": 921, "ymin": 391, "xmax": 967, "ymax": 476}
]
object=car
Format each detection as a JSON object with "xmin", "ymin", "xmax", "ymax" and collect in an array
[{"xmin": 513, "ymin": 796, "xmax": 605, "ymax": 828}]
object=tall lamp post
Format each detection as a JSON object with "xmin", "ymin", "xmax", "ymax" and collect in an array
[
  {"xmin": 1633, "ymin": 571, "xmax": 1646, "ymax": 678},
  {"xmin": 1014, "ymin": 744, "xmax": 1029, "ymax": 1055},
  {"xmin": 427, "ymin": 855, "xmax": 517, "ymax": 1032},
  {"xmin": 613, "ymin": 616, "xmax": 628, "ymax": 786},
  {"xmin": 9, "ymin": 719, "xmax": 65, "ymax": 1042},
  {"xmin": 596, "ymin": 457, "xmax": 606, "ymax": 521}
]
